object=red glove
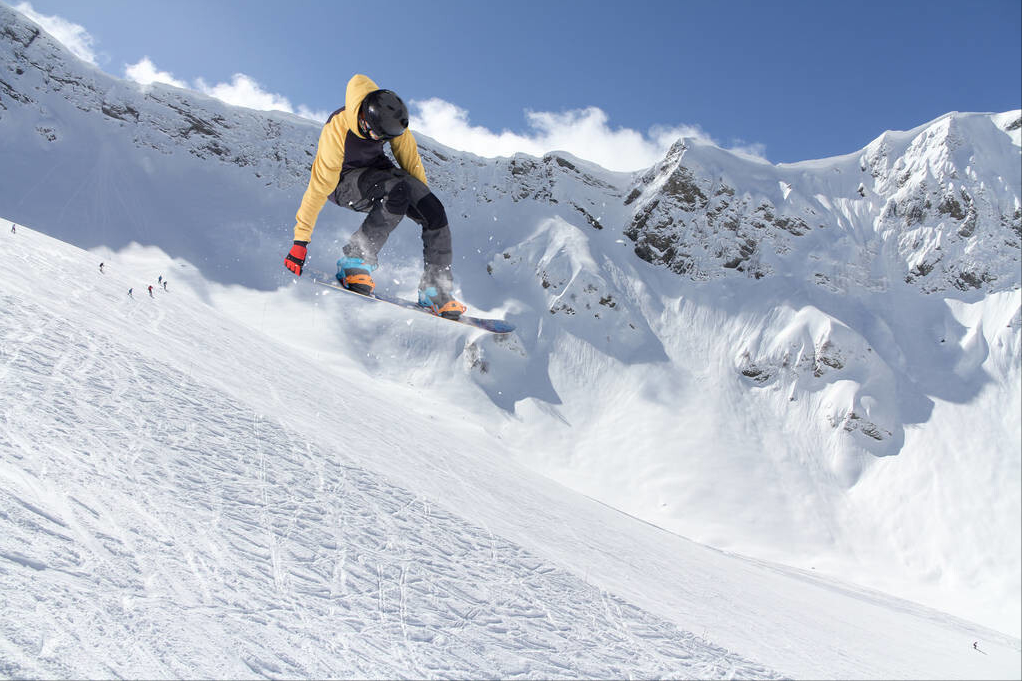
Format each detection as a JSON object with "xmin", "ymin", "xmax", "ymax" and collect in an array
[{"xmin": 284, "ymin": 241, "xmax": 308, "ymax": 276}]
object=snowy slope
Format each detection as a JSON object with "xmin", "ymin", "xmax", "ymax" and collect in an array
[
  {"xmin": 1, "ymin": 222, "xmax": 1020, "ymax": 680},
  {"xmin": 1, "ymin": 0, "xmax": 1020, "ymax": 644}
]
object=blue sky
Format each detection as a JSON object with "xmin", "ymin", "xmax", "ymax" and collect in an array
[{"xmin": 13, "ymin": 0, "xmax": 1022, "ymax": 170}]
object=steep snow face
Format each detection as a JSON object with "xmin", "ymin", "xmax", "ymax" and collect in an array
[
  {"xmin": 2, "ymin": 224, "xmax": 1021, "ymax": 681},
  {"xmin": 0, "ymin": 225, "xmax": 780, "ymax": 680},
  {"xmin": 1, "ymin": 2, "xmax": 1020, "ymax": 638}
]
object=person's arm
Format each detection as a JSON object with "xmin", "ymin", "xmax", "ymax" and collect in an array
[
  {"xmin": 294, "ymin": 117, "xmax": 347, "ymax": 242},
  {"xmin": 390, "ymin": 130, "xmax": 428, "ymax": 186}
]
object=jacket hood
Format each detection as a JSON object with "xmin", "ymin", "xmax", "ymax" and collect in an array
[{"xmin": 344, "ymin": 74, "xmax": 381, "ymax": 138}]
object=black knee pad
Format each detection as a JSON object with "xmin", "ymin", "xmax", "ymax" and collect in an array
[
  {"xmin": 415, "ymin": 193, "xmax": 448, "ymax": 231},
  {"xmin": 385, "ymin": 181, "xmax": 411, "ymax": 215}
]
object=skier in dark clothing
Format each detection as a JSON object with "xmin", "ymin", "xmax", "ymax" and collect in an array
[
  {"xmin": 9, "ymin": 223, "xmax": 14, "ymax": 234},
  {"xmin": 128, "ymin": 288, "xmax": 133, "ymax": 297},
  {"xmin": 99, "ymin": 262, "xmax": 104, "ymax": 273},
  {"xmin": 162, "ymin": 280, "xmax": 168, "ymax": 291},
  {"xmin": 283, "ymin": 74, "xmax": 467, "ymax": 320}
]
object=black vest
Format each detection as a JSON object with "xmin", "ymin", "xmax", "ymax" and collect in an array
[{"xmin": 328, "ymin": 107, "xmax": 395, "ymax": 176}]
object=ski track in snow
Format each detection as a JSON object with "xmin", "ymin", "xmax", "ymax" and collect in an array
[{"xmin": 0, "ymin": 239, "xmax": 780, "ymax": 679}]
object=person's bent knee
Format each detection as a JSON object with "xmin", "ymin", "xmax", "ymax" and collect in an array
[
  {"xmin": 416, "ymin": 193, "xmax": 448, "ymax": 231},
  {"xmin": 385, "ymin": 180, "xmax": 411, "ymax": 215}
]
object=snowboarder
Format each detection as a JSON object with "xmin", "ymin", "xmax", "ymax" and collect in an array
[
  {"xmin": 148, "ymin": 285, "xmax": 154, "ymax": 298},
  {"xmin": 283, "ymin": 74, "xmax": 467, "ymax": 320},
  {"xmin": 99, "ymin": 262, "xmax": 104, "ymax": 273}
]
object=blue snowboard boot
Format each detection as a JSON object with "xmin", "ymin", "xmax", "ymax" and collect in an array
[
  {"xmin": 418, "ymin": 286, "xmax": 467, "ymax": 320},
  {"xmin": 337, "ymin": 257, "xmax": 377, "ymax": 296}
]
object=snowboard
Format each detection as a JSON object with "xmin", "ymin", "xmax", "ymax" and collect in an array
[{"xmin": 308, "ymin": 271, "xmax": 515, "ymax": 334}]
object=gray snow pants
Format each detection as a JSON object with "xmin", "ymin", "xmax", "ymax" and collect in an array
[{"xmin": 329, "ymin": 166, "xmax": 454, "ymax": 292}]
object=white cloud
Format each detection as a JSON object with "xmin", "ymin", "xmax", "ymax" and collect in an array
[
  {"xmin": 295, "ymin": 105, "xmax": 330, "ymax": 123},
  {"xmin": 14, "ymin": 2, "xmax": 98, "ymax": 65},
  {"xmin": 727, "ymin": 140, "xmax": 770, "ymax": 163},
  {"xmin": 409, "ymin": 98, "xmax": 760, "ymax": 172},
  {"xmin": 122, "ymin": 58, "xmax": 329, "ymax": 122},
  {"xmin": 192, "ymin": 74, "xmax": 328, "ymax": 122},
  {"xmin": 124, "ymin": 57, "xmax": 187, "ymax": 89},
  {"xmin": 195, "ymin": 73, "xmax": 294, "ymax": 112}
]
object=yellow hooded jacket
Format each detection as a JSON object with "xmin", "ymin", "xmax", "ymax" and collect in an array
[{"xmin": 293, "ymin": 74, "xmax": 427, "ymax": 243}]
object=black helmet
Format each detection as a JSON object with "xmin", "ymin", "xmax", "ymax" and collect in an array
[{"xmin": 358, "ymin": 89, "xmax": 409, "ymax": 140}]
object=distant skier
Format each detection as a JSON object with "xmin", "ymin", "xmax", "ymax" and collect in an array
[
  {"xmin": 9, "ymin": 223, "xmax": 14, "ymax": 234},
  {"xmin": 128, "ymin": 288, "xmax": 133, "ymax": 297},
  {"xmin": 99, "ymin": 262, "xmax": 104, "ymax": 273},
  {"xmin": 162, "ymin": 280, "xmax": 168, "ymax": 291},
  {"xmin": 158, "ymin": 275, "xmax": 162, "ymax": 284},
  {"xmin": 148, "ymin": 285, "xmax": 154, "ymax": 298},
  {"xmin": 283, "ymin": 73, "xmax": 466, "ymax": 320}
]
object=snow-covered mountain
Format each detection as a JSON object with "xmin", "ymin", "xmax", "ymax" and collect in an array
[
  {"xmin": 5, "ymin": 224, "xmax": 1019, "ymax": 679},
  {"xmin": 1, "ymin": 0, "xmax": 1020, "ymax": 664}
]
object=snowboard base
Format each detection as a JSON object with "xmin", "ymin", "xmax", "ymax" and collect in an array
[{"xmin": 308, "ymin": 272, "xmax": 515, "ymax": 334}]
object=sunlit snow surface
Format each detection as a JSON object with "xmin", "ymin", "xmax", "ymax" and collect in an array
[
  {"xmin": 1, "ymin": 0, "xmax": 1020, "ymax": 639},
  {"xmin": 1, "ymin": 3, "xmax": 1021, "ymax": 676},
  {"xmin": 1, "ymin": 225, "xmax": 1019, "ymax": 679}
]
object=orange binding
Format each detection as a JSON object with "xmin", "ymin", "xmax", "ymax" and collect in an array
[
  {"xmin": 342, "ymin": 272, "xmax": 375, "ymax": 294},
  {"xmin": 436, "ymin": 299, "xmax": 467, "ymax": 319}
]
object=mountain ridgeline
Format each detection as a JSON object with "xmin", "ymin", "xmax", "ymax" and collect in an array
[
  {"xmin": 3, "ymin": 2, "xmax": 1018, "ymax": 297},
  {"xmin": 624, "ymin": 117, "xmax": 1021, "ymax": 294}
]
